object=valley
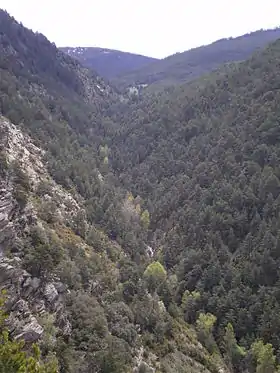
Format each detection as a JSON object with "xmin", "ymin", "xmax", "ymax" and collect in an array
[{"xmin": 1, "ymin": 8, "xmax": 280, "ymax": 373}]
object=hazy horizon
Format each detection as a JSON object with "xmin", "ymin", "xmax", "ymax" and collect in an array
[{"xmin": 1, "ymin": 0, "xmax": 280, "ymax": 58}]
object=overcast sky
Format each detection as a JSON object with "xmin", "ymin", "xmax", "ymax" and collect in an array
[{"xmin": 1, "ymin": 0, "xmax": 280, "ymax": 58}]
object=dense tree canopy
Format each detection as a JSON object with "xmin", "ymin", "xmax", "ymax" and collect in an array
[
  {"xmin": 0, "ymin": 9, "xmax": 230, "ymax": 373},
  {"xmin": 104, "ymin": 38, "xmax": 280, "ymax": 368},
  {"xmin": 2, "ymin": 7, "xmax": 280, "ymax": 373}
]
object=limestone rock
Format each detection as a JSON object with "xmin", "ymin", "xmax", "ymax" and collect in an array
[
  {"xmin": 15, "ymin": 316, "xmax": 44, "ymax": 342},
  {"xmin": 0, "ymin": 183, "xmax": 16, "ymax": 251},
  {"xmin": 44, "ymin": 283, "xmax": 59, "ymax": 304},
  {"xmin": 0, "ymin": 117, "xmax": 75, "ymax": 343},
  {"xmin": 0, "ymin": 257, "xmax": 71, "ymax": 342}
]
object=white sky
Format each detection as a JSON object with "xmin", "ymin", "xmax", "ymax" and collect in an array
[{"xmin": 1, "ymin": 0, "xmax": 280, "ymax": 58}]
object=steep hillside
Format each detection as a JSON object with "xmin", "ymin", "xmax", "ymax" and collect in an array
[
  {"xmin": 0, "ymin": 8, "xmax": 130, "ymax": 251},
  {"xmin": 0, "ymin": 11, "xmax": 115, "ymax": 102},
  {"xmin": 60, "ymin": 46, "xmax": 158, "ymax": 79},
  {"xmin": 3, "ymin": 6, "xmax": 280, "ymax": 373},
  {"xmin": 106, "ymin": 38, "xmax": 280, "ymax": 371},
  {"xmin": 1, "ymin": 114, "xmax": 224, "ymax": 373},
  {"xmin": 114, "ymin": 28, "xmax": 280, "ymax": 90},
  {"xmin": 0, "ymin": 9, "xmax": 228, "ymax": 373}
]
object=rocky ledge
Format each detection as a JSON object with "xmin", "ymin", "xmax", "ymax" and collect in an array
[{"xmin": 0, "ymin": 256, "xmax": 71, "ymax": 342}]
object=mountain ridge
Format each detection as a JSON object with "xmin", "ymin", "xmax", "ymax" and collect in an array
[
  {"xmin": 113, "ymin": 27, "xmax": 280, "ymax": 90},
  {"xmin": 60, "ymin": 46, "xmax": 158, "ymax": 79}
]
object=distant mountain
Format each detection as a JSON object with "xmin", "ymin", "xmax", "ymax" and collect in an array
[
  {"xmin": 60, "ymin": 46, "xmax": 158, "ymax": 79},
  {"xmin": 114, "ymin": 28, "xmax": 280, "ymax": 90}
]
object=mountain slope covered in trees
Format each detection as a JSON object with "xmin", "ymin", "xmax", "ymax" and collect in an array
[
  {"xmin": 2, "ymin": 7, "xmax": 280, "ymax": 373},
  {"xmin": 60, "ymin": 46, "xmax": 158, "ymax": 79},
  {"xmin": 113, "ymin": 28, "xmax": 280, "ymax": 90},
  {"xmin": 0, "ymin": 9, "xmax": 231, "ymax": 373},
  {"xmin": 104, "ymin": 37, "xmax": 280, "ymax": 371}
]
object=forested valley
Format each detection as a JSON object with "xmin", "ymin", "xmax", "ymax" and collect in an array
[{"xmin": 1, "ymin": 8, "xmax": 280, "ymax": 373}]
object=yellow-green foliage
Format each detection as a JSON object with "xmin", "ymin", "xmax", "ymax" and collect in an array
[
  {"xmin": 222, "ymin": 323, "xmax": 246, "ymax": 371},
  {"xmin": 143, "ymin": 261, "xmax": 167, "ymax": 292},
  {"xmin": 196, "ymin": 313, "xmax": 218, "ymax": 355},
  {"xmin": 140, "ymin": 209, "xmax": 150, "ymax": 229},
  {"xmin": 251, "ymin": 340, "xmax": 277, "ymax": 373},
  {"xmin": 196, "ymin": 313, "xmax": 217, "ymax": 334},
  {"xmin": 144, "ymin": 261, "xmax": 167, "ymax": 281}
]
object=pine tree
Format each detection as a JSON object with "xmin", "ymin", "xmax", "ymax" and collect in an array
[
  {"xmin": 223, "ymin": 323, "xmax": 246, "ymax": 371},
  {"xmin": 143, "ymin": 261, "xmax": 167, "ymax": 293},
  {"xmin": 251, "ymin": 340, "xmax": 277, "ymax": 373}
]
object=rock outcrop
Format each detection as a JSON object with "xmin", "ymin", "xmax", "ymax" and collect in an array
[
  {"xmin": 0, "ymin": 116, "xmax": 75, "ymax": 342},
  {"xmin": 0, "ymin": 256, "xmax": 71, "ymax": 342},
  {"xmin": 0, "ymin": 181, "xmax": 16, "ymax": 254}
]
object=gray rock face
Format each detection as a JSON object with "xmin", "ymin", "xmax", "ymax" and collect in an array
[
  {"xmin": 10, "ymin": 299, "xmax": 44, "ymax": 342},
  {"xmin": 44, "ymin": 283, "xmax": 59, "ymax": 304},
  {"xmin": 0, "ymin": 257, "xmax": 71, "ymax": 342},
  {"xmin": 0, "ymin": 183, "xmax": 16, "ymax": 253},
  {"xmin": 0, "ymin": 116, "xmax": 76, "ymax": 344}
]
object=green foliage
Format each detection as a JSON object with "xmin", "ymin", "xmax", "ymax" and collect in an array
[
  {"xmin": 94, "ymin": 335, "xmax": 132, "ymax": 373},
  {"xmin": 251, "ymin": 340, "xmax": 277, "ymax": 373},
  {"xmin": 4, "ymin": 8, "xmax": 280, "ymax": 373},
  {"xmin": 23, "ymin": 226, "xmax": 63, "ymax": 277},
  {"xmin": 143, "ymin": 261, "xmax": 167, "ymax": 292},
  {"xmin": 222, "ymin": 323, "xmax": 246, "ymax": 371},
  {"xmin": 106, "ymin": 35, "xmax": 280, "ymax": 369},
  {"xmin": 38, "ymin": 313, "xmax": 57, "ymax": 356},
  {"xmin": 140, "ymin": 209, "xmax": 150, "ymax": 229},
  {"xmin": 37, "ymin": 200, "xmax": 59, "ymax": 224},
  {"xmin": 196, "ymin": 313, "xmax": 217, "ymax": 353},
  {"xmin": 0, "ymin": 9, "xmax": 137, "ymax": 257},
  {"xmin": 181, "ymin": 290, "xmax": 201, "ymax": 324},
  {"xmin": 196, "ymin": 313, "xmax": 216, "ymax": 335},
  {"xmin": 64, "ymin": 292, "xmax": 134, "ymax": 372}
]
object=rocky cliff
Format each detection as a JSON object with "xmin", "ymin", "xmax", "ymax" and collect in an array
[{"xmin": 0, "ymin": 116, "xmax": 78, "ymax": 344}]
